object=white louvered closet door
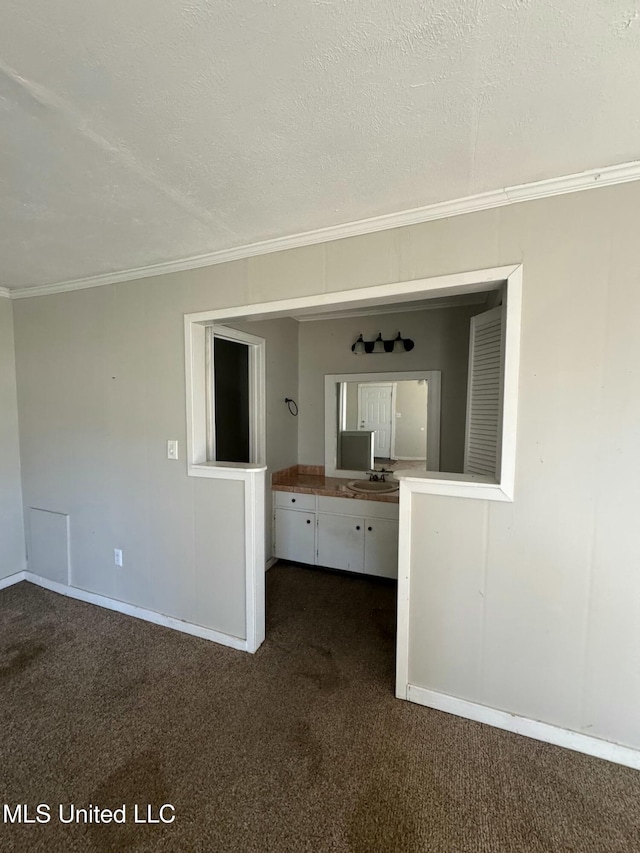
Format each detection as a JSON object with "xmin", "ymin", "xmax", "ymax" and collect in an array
[{"xmin": 464, "ymin": 305, "xmax": 504, "ymax": 478}]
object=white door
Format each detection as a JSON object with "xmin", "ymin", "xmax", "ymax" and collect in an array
[{"xmin": 358, "ymin": 383, "xmax": 394, "ymax": 458}]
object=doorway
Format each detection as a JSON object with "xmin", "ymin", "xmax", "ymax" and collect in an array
[
  {"xmin": 357, "ymin": 382, "xmax": 395, "ymax": 458},
  {"xmin": 212, "ymin": 336, "xmax": 250, "ymax": 463},
  {"xmin": 183, "ymin": 264, "xmax": 522, "ymax": 671}
]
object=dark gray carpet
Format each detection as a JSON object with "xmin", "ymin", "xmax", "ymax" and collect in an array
[{"xmin": 1, "ymin": 564, "xmax": 639, "ymax": 852}]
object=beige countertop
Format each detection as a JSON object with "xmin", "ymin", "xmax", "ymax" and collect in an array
[{"xmin": 272, "ymin": 469, "xmax": 399, "ymax": 504}]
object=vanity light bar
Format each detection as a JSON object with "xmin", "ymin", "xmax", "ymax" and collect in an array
[{"xmin": 351, "ymin": 332, "xmax": 415, "ymax": 354}]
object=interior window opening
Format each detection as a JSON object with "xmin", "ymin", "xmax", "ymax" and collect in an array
[{"xmin": 204, "ymin": 325, "xmax": 265, "ymax": 466}]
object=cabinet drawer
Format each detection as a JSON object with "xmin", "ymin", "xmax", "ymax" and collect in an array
[
  {"xmin": 317, "ymin": 495, "xmax": 398, "ymax": 520},
  {"xmin": 274, "ymin": 490, "xmax": 316, "ymax": 511}
]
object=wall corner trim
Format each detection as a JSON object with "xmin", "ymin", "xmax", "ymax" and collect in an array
[
  {"xmin": 7, "ymin": 159, "xmax": 640, "ymax": 299},
  {"xmin": 406, "ymin": 684, "xmax": 640, "ymax": 771},
  {"xmin": 0, "ymin": 571, "xmax": 27, "ymax": 590},
  {"xmin": 0, "ymin": 287, "xmax": 11, "ymax": 299}
]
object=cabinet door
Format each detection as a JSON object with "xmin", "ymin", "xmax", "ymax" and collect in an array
[
  {"xmin": 317, "ymin": 513, "xmax": 365, "ymax": 573},
  {"xmin": 364, "ymin": 518, "xmax": 399, "ymax": 579},
  {"xmin": 274, "ymin": 509, "xmax": 316, "ymax": 564}
]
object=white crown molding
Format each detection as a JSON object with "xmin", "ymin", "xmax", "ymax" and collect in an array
[
  {"xmin": 505, "ymin": 159, "xmax": 640, "ymax": 202},
  {"xmin": 0, "ymin": 287, "xmax": 11, "ymax": 298},
  {"xmin": 8, "ymin": 159, "xmax": 640, "ymax": 300},
  {"xmin": 8, "ymin": 188, "xmax": 507, "ymax": 300}
]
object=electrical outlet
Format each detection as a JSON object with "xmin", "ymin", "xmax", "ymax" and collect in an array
[
  {"xmin": 167, "ymin": 440, "xmax": 178, "ymax": 460},
  {"xmin": 114, "ymin": 548, "xmax": 123, "ymax": 567}
]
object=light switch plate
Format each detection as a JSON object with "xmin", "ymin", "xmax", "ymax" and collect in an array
[{"xmin": 167, "ymin": 440, "xmax": 179, "ymax": 460}]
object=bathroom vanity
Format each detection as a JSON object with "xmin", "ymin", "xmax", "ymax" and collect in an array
[{"xmin": 272, "ymin": 467, "xmax": 399, "ymax": 579}]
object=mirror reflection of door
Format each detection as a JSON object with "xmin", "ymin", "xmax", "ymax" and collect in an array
[{"xmin": 357, "ymin": 383, "xmax": 395, "ymax": 459}]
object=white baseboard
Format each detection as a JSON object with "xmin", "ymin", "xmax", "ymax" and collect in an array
[
  {"xmin": 23, "ymin": 572, "xmax": 249, "ymax": 652},
  {"xmin": 265, "ymin": 557, "xmax": 278, "ymax": 571},
  {"xmin": 406, "ymin": 684, "xmax": 640, "ymax": 770},
  {"xmin": 0, "ymin": 571, "xmax": 27, "ymax": 590}
]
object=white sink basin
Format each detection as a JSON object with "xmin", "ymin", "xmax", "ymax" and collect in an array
[{"xmin": 347, "ymin": 479, "xmax": 399, "ymax": 494}]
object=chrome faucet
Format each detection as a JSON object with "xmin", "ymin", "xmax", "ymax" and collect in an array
[{"xmin": 367, "ymin": 467, "xmax": 393, "ymax": 482}]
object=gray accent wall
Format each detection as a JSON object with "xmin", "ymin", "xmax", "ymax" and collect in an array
[
  {"xmin": 10, "ymin": 180, "xmax": 640, "ymax": 751},
  {"xmin": 12, "ymin": 277, "xmax": 298, "ymax": 636},
  {"xmin": 13, "ymin": 277, "xmax": 248, "ymax": 638},
  {"xmin": 297, "ymin": 307, "xmax": 474, "ymax": 471},
  {"xmin": 0, "ymin": 297, "xmax": 25, "ymax": 579}
]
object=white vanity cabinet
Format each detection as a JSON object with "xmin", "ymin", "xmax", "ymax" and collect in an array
[
  {"xmin": 273, "ymin": 490, "xmax": 399, "ymax": 579},
  {"xmin": 317, "ymin": 513, "xmax": 366, "ymax": 573},
  {"xmin": 273, "ymin": 508, "xmax": 316, "ymax": 564},
  {"xmin": 362, "ymin": 518, "xmax": 399, "ymax": 579}
]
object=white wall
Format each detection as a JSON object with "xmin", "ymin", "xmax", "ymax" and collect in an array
[
  {"xmin": 394, "ymin": 185, "xmax": 640, "ymax": 752},
  {"xmin": 394, "ymin": 381, "xmax": 428, "ymax": 459},
  {"xmin": 345, "ymin": 382, "xmax": 359, "ymax": 430},
  {"xmin": 11, "ymin": 180, "xmax": 640, "ymax": 752},
  {"xmin": 297, "ymin": 307, "xmax": 475, "ymax": 471},
  {"xmin": 0, "ymin": 297, "xmax": 25, "ymax": 579},
  {"xmin": 14, "ymin": 275, "xmax": 248, "ymax": 639},
  {"xmin": 11, "ymin": 271, "xmax": 298, "ymax": 634}
]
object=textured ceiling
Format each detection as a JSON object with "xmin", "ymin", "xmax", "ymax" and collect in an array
[{"xmin": 2, "ymin": 0, "xmax": 640, "ymax": 289}]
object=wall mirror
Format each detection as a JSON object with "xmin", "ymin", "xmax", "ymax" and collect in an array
[{"xmin": 324, "ymin": 371, "xmax": 441, "ymax": 478}]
